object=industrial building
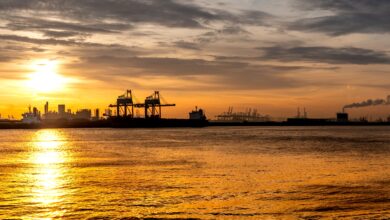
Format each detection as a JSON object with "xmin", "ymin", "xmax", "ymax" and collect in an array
[{"xmin": 337, "ymin": 112, "xmax": 349, "ymax": 122}]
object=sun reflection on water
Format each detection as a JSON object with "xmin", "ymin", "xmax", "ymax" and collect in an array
[{"xmin": 29, "ymin": 130, "xmax": 69, "ymax": 217}]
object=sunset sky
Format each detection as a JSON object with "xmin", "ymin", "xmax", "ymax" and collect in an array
[{"xmin": 1, "ymin": 0, "xmax": 390, "ymax": 119}]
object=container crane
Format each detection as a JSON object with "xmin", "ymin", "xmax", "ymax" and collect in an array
[
  {"xmin": 109, "ymin": 90, "xmax": 135, "ymax": 117},
  {"xmin": 110, "ymin": 90, "xmax": 176, "ymax": 119},
  {"xmin": 136, "ymin": 91, "xmax": 175, "ymax": 119}
]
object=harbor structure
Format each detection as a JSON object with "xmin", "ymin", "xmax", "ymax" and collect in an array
[
  {"xmin": 109, "ymin": 90, "xmax": 176, "ymax": 119},
  {"xmin": 215, "ymin": 107, "xmax": 270, "ymax": 122},
  {"xmin": 12, "ymin": 90, "xmax": 390, "ymax": 128},
  {"xmin": 337, "ymin": 112, "xmax": 349, "ymax": 122}
]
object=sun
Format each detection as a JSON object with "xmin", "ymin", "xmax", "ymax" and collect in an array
[{"xmin": 26, "ymin": 59, "xmax": 67, "ymax": 92}]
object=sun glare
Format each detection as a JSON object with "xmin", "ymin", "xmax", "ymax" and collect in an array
[
  {"xmin": 27, "ymin": 59, "xmax": 67, "ymax": 92},
  {"xmin": 29, "ymin": 130, "xmax": 68, "ymax": 209}
]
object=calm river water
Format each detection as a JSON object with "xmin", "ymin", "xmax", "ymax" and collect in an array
[{"xmin": 0, "ymin": 127, "xmax": 389, "ymax": 219}]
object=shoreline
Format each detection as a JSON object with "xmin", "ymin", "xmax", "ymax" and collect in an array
[{"xmin": 1, "ymin": 118, "xmax": 390, "ymax": 129}]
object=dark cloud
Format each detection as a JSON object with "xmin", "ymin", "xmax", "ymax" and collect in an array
[
  {"xmin": 172, "ymin": 41, "xmax": 201, "ymax": 50},
  {"xmin": 42, "ymin": 30, "xmax": 85, "ymax": 38},
  {"xmin": 0, "ymin": 0, "xmax": 220, "ymax": 28},
  {"xmin": 0, "ymin": 34, "xmax": 145, "ymax": 64},
  {"xmin": 296, "ymin": 0, "xmax": 390, "ymax": 13},
  {"xmin": 0, "ymin": 34, "xmax": 130, "ymax": 49},
  {"xmin": 0, "ymin": 0, "xmax": 274, "ymax": 58},
  {"xmin": 67, "ymin": 55, "xmax": 306, "ymax": 90},
  {"xmin": 158, "ymin": 25, "xmax": 251, "ymax": 51},
  {"xmin": 0, "ymin": 34, "xmax": 86, "ymax": 46},
  {"xmin": 7, "ymin": 45, "xmax": 45, "ymax": 53},
  {"xmin": 196, "ymin": 25, "xmax": 251, "ymax": 45},
  {"xmin": 217, "ymin": 25, "xmax": 250, "ymax": 35},
  {"xmin": 292, "ymin": 0, "xmax": 390, "ymax": 35},
  {"xmin": 78, "ymin": 56, "xmax": 302, "ymax": 76},
  {"xmin": 259, "ymin": 46, "xmax": 390, "ymax": 64},
  {"xmin": 4, "ymin": 16, "xmax": 129, "ymax": 34},
  {"xmin": 237, "ymin": 10, "xmax": 275, "ymax": 26},
  {"xmin": 0, "ymin": 0, "xmax": 273, "ymax": 31}
]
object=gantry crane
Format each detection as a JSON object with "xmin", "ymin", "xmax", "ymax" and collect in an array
[
  {"xmin": 109, "ymin": 90, "xmax": 134, "ymax": 117},
  {"xmin": 135, "ymin": 91, "xmax": 176, "ymax": 119},
  {"xmin": 110, "ymin": 90, "xmax": 175, "ymax": 119}
]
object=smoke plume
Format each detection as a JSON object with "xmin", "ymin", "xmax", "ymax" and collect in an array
[{"xmin": 344, "ymin": 95, "xmax": 390, "ymax": 109}]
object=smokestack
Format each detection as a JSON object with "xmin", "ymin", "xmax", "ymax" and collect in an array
[{"xmin": 343, "ymin": 95, "xmax": 390, "ymax": 110}]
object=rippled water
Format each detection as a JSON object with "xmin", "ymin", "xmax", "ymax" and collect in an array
[{"xmin": 0, "ymin": 127, "xmax": 389, "ymax": 219}]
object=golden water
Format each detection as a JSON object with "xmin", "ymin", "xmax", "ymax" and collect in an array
[{"xmin": 0, "ymin": 127, "xmax": 389, "ymax": 219}]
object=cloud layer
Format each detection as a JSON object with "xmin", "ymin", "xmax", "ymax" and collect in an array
[
  {"xmin": 259, "ymin": 46, "xmax": 390, "ymax": 64},
  {"xmin": 0, "ymin": 0, "xmax": 389, "ymax": 117},
  {"xmin": 291, "ymin": 0, "xmax": 390, "ymax": 35}
]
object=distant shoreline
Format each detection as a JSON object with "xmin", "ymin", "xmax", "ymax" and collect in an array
[{"xmin": 1, "ymin": 118, "xmax": 390, "ymax": 129}]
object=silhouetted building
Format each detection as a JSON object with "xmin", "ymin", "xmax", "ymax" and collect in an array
[
  {"xmin": 44, "ymin": 101, "xmax": 49, "ymax": 115},
  {"xmin": 75, "ymin": 109, "xmax": 91, "ymax": 120},
  {"xmin": 337, "ymin": 112, "xmax": 349, "ymax": 122},
  {"xmin": 58, "ymin": 104, "xmax": 65, "ymax": 116},
  {"xmin": 33, "ymin": 107, "xmax": 40, "ymax": 117},
  {"xmin": 93, "ymin": 109, "xmax": 100, "ymax": 120},
  {"xmin": 44, "ymin": 111, "xmax": 59, "ymax": 120}
]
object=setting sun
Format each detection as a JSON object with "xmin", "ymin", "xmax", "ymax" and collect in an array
[{"xmin": 26, "ymin": 59, "xmax": 67, "ymax": 93}]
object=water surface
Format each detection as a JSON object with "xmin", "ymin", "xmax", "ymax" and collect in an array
[{"xmin": 0, "ymin": 127, "xmax": 389, "ymax": 219}]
